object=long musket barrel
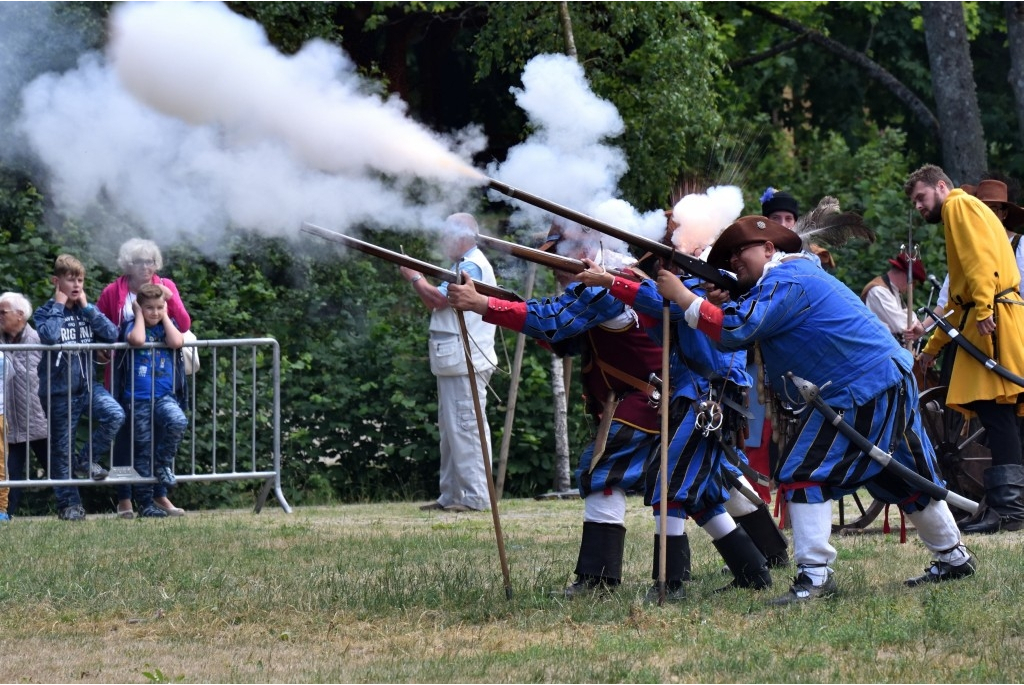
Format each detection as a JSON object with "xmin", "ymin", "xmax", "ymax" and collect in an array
[
  {"xmin": 476, "ymin": 234, "xmax": 641, "ymax": 282},
  {"xmin": 302, "ymin": 223, "xmax": 523, "ymax": 302},
  {"xmin": 485, "ymin": 178, "xmax": 742, "ymax": 299}
]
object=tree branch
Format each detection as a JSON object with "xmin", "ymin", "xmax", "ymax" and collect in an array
[
  {"xmin": 729, "ymin": 34, "xmax": 809, "ymax": 70},
  {"xmin": 741, "ymin": 3, "xmax": 940, "ymax": 138}
]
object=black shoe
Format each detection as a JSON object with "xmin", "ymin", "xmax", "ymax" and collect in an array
[
  {"xmin": 769, "ymin": 571, "xmax": 837, "ymax": 606},
  {"xmin": 73, "ymin": 461, "xmax": 109, "ymax": 481},
  {"xmin": 58, "ymin": 504, "xmax": 87, "ymax": 521},
  {"xmin": 553, "ymin": 577, "xmax": 613, "ymax": 599},
  {"xmin": 643, "ymin": 582, "xmax": 686, "ymax": 604},
  {"xmin": 959, "ymin": 508, "xmax": 1001, "ymax": 534},
  {"xmin": 904, "ymin": 556, "xmax": 977, "ymax": 587}
]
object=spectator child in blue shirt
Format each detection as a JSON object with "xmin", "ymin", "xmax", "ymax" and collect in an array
[{"xmin": 119, "ymin": 283, "xmax": 187, "ymax": 515}]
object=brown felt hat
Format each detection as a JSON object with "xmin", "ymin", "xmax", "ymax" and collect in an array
[
  {"xmin": 973, "ymin": 180, "xmax": 1024, "ymax": 233},
  {"xmin": 706, "ymin": 215, "xmax": 803, "ymax": 270}
]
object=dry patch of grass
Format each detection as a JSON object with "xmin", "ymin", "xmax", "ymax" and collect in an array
[{"xmin": 1, "ymin": 498, "xmax": 1023, "ymax": 682}]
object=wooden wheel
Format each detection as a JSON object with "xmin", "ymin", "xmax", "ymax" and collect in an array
[
  {"xmin": 832, "ymin": 490, "xmax": 886, "ymax": 533},
  {"xmin": 918, "ymin": 385, "xmax": 989, "ymax": 506},
  {"xmin": 831, "ymin": 384, "xmax": 989, "ymax": 533}
]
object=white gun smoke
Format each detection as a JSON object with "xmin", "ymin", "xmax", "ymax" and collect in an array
[
  {"xmin": 485, "ymin": 53, "xmax": 667, "ymax": 259},
  {"xmin": 6, "ymin": 3, "xmax": 673, "ymax": 265},
  {"xmin": 12, "ymin": 2, "xmax": 484, "ymax": 255}
]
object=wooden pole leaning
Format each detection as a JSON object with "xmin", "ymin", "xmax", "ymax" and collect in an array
[
  {"xmin": 657, "ymin": 297, "xmax": 671, "ymax": 606},
  {"xmin": 453, "ymin": 266, "xmax": 513, "ymax": 599},
  {"xmin": 495, "ymin": 262, "xmax": 537, "ymax": 500}
]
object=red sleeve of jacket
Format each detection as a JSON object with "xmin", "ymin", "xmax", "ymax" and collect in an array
[
  {"xmin": 695, "ymin": 299, "xmax": 724, "ymax": 342},
  {"xmin": 608, "ymin": 276, "xmax": 641, "ymax": 306},
  {"xmin": 482, "ymin": 298, "xmax": 528, "ymax": 331}
]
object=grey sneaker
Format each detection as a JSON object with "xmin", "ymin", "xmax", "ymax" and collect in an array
[
  {"xmin": 644, "ymin": 582, "xmax": 686, "ymax": 604},
  {"xmin": 73, "ymin": 461, "xmax": 109, "ymax": 481},
  {"xmin": 58, "ymin": 504, "xmax": 87, "ymax": 521},
  {"xmin": 155, "ymin": 466, "xmax": 177, "ymax": 488},
  {"xmin": 904, "ymin": 556, "xmax": 977, "ymax": 587},
  {"xmin": 769, "ymin": 571, "xmax": 837, "ymax": 606},
  {"xmin": 552, "ymin": 578, "xmax": 614, "ymax": 599}
]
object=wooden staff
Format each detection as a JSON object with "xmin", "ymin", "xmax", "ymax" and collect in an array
[
  {"xmin": 903, "ymin": 213, "xmax": 918, "ymax": 352},
  {"xmin": 657, "ymin": 295, "xmax": 671, "ymax": 605},
  {"xmin": 453, "ymin": 265, "xmax": 513, "ymax": 599},
  {"xmin": 495, "ymin": 262, "xmax": 537, "ymax": 499}
]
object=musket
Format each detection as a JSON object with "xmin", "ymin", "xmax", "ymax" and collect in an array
[
  {"xmin": 916, "ymin": 305, "xmax": 1024, "ymax": 387},
  {"xmin": 786, "ymin": 372, "xmax": 979, "ymax": 515},
  {"xmin": 302, "ymin": 223, "xmax": 522, "ymax": 302},
  {"xmin": 485, "ymin": 178, "xmax": 742, "ymax": 299},
  {"xmin": 476, "ymin": 234, "xmax": 642, "ymax": 282}
]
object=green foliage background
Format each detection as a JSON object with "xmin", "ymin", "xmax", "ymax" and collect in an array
[{"xmin": 1, "ymin": 1, "xmax": 1016, "ymax": 510}]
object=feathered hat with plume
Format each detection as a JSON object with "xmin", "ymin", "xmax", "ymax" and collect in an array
[{"xmin": 790, "ymin": 196, "xmax": 875, "ymax": 267}]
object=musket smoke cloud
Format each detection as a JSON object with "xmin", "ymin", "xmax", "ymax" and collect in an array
[
  {"xmin": 670, "ymin": 185, "xmax": 745, "ymax": 256},
  {"xmin": 109, "ymin": 2, "xmax": 483, "ymax": 182},
  {"xmin": 13, "ymin": 2, "xmax": 485, "ymax": 254},
  {"xmin": 486, "ymin": 53, "xmax": 666, "ymax": 257}
]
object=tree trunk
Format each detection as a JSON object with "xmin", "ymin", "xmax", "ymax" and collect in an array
[
  {"xmin": 920, "ymin": 1, "xmax": 988, "ymax": 182},
  {"xmin": 558, "ymin": 1, "xmax": 577, "ymax": 59},
  {"xmin": 545, "ymin": 0, "xmax": 577, "ymax": 494},
  {"xmin": 550, "ymin": 354, "xmax": 571, "ymax": 492},
  {"xmin": 1007, "ymin": 2, "xmax": 1024, "ymax": 151}
]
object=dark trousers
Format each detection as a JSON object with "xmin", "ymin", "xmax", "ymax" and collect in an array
[
  {"xmin": 965, "ymin": 400, "xmax": 1023, "ymax": 467},
  {"xmin": 6, "ymin": 438, "xmax": 49, "ymax": 515}
]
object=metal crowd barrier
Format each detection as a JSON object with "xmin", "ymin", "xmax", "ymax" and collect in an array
[{"xmin": 0, "ymin": 338, "xmax": 292, "ymax": 513}]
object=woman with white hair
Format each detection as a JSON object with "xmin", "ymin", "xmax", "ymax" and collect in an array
[
  {"xmin": 0, "ymin": 292, "xmax": 49, "ymax": 517},
  {"xmin": 98, "ymin": 238, "xmax": 192, "ymax": 518}
]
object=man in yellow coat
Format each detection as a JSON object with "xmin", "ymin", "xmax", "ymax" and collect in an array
[{"xmin": 906, "ymin": 164, "xmax": 1024, "ymax": 534}]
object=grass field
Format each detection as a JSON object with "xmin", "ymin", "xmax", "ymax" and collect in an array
[{"xmin": 1, "ymin": 496, "xmax": 1021, "ymax": 683}]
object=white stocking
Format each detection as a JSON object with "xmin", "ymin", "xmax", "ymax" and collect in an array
[
  {"xmin": 788, "ymin": 500, "xmax": 837, "ymax": 580},
  {"xmin": 905, "ymin": 499, "xmax": 968, "ymax": 563},
  {"xmin": 583, "ymin": 488, "xmax": 627, "ymax": 525}
]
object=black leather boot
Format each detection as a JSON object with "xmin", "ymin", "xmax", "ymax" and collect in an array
[
  {"xmin": 556, "ymin": 522, "xmax": 626, "ymax": 598},
  {"xmin": 712, "ymin": 526, "xmax": 772, "ymax": 590},
  {"xmin": 644, "ymin": 533, "xmax": 691, "ymax": 603},
  {"xmin": 961, "ymin": 465, "xmax": 1024, "ymax": 534},
  {"xmin": 735, "ymin": 505, "xmax": 789, "ymax": 568}
]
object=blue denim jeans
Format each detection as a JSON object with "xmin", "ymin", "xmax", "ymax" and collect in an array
[
  {"xmin": 44, "ymin": 385, "xmax": 125, "ymax": 509},
  {"xmin": 113, "ymin": 423, "xmax": 170, "ymax": 503},
  {"xmin": 130, "ymin": 395, "xmax": 187, "ymax": 500}
]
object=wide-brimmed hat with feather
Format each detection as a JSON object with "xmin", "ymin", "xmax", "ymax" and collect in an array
[
  {"xmin": 706, "ymin": 216, "xmax": 803, "ymax": 270},
  {"xmin": 971, "ymin": 180, "xmax": 1024, "ymax": 234}
]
